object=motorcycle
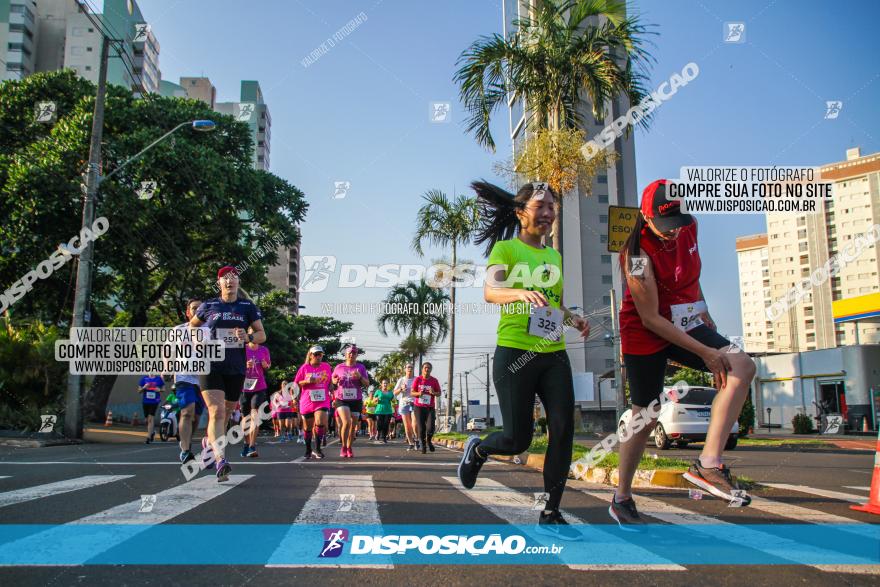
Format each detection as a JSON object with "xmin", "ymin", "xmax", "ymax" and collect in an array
[{"xmin": 158, "ymin": 391, "xmax": 181, "ymax": 442}]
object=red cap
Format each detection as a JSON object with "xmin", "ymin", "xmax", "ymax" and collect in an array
[
  {"xmin": 217, "ymin": 266, "xmax": 238, "ymax": 279},
  {"xmin": 640, "ymin": 179, "xmax": 693, "ymax": 232}
]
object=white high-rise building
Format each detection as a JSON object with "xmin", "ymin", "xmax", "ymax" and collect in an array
[{"xmin": 735, "ymin": 147, "xmax": 880, "ymax": 353}]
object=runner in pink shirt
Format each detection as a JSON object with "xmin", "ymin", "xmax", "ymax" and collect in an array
[
  {"xmin": 332, "ymin": 344, "xmax": 370, "ymax": 458},
  {"xmin": 294, "ymin": 345, "xmax": 333, "ymax": 460}
]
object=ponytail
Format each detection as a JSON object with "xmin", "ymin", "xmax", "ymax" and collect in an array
[
  {"xmin": 619, "ymin": 214, "xmax": 646, "ymax": 278},
  {"xmin": 472, "ymin": 180, "xmax": 558, "ymax": 257}
]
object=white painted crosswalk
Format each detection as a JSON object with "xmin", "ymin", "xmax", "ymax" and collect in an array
[
  {"xmin": 762, "ymin": 483, "xmax": 866, "ymax": 504},
  {"xmin": 267, "ymin": 474, "xmax": 392, "ymax": 569},
  {"xmin": 0, "ymin": 475, "xmax": 133, "ymax": 508},
  {"xmin": 0, "ymin": 475, "xmax": 251, "ymax": 565},
  {"xmin": 572, "ymin": 483, "xmax": 879, "ymax": 573},
  {"xmin": 442, "ymin": 476, "xmax": 686, "ymax": 571},
  {"xmin": 0, "ymin": 468, "xmax": 874, "ymax": 571}
]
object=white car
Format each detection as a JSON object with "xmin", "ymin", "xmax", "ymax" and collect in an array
[
  {"xmin": 618, "ymin": 386, "xmax": 739, "ymax": 450},
  {"xmin": 466, "ymin": 418, "xmax": 487, "ymax": 432}
]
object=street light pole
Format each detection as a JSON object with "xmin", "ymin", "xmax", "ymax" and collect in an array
[
  {"xmin": 64, "ymin": 35, "xmax": 110, "ymax": 440},
  {"xmin": 610, "ymin": 287, "xmax": 625, "ymax": 422}
]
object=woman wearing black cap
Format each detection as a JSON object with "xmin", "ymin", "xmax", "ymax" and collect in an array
[
  {"xmin": 610, "ymin": 179, "xmax": 756, "ymax": 528},
  {"xmin": 457, "ymin": 181, "xmax": 590, "ymax": 541}
]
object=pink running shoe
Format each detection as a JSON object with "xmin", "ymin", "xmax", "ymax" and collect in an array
[
  {"xmin": 347, "ymin": 447, "xmax": 354, "ymax": 458},
  {"xmin": 341, "ymin": 447, "xmax": 347, "ymax": 458}
]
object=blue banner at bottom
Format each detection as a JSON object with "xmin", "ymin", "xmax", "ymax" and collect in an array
[{"xmin": 0, "ymin": 524, "xmax": 876, "ymax": 566}]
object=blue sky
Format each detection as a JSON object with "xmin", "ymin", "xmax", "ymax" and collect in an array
[{"xmin": 139, "ymin": 0, "xmax": 880, "ymax": 389}]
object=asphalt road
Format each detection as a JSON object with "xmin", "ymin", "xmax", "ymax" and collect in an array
[{"xmin": 0, "ymin": 434, "xmax": 877, "ymax": 586}]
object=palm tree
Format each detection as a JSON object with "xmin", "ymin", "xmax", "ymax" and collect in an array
[
  {"xmin": 412, "ymin": 190, "xmax": 480, "ymax": 430},
  {"xmin": 455, "ymin": 0, "xmax": 653, "ymax": 252},
  {"xmin": 377, "ymin": 280, "xmax": 450, "ymax": 368}
]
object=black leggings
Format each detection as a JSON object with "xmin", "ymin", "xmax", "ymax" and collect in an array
[
  {"xmin": 480, "ymin": 346, "xmax": 574, "ymax": 511},
  {"xmin": 376, "ymin": 414, "xmax": 391, "ymax": 440},
  {"xmin": 414, "ymin": 406, "xmax": 435, "ymax": 445}
]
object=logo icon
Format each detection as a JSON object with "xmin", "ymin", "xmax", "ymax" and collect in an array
[
  {"xmin": 299, "ymin": 255, "xmax": 337, "ymax": 293},
  {"xmin": 35, "ymin": 102, "xmax": 57, "ymax": 123},
  {"xmin": 823, "ymin": 414, "xmax": 843, "ymax": 435},
  {"xmin": 333, "ymin": 181, "xmax": 351, "ymax": 200},
  {"xmin": 430, "ymin": 102, "xmax": 451, "ymax": 123},
  {"xmin": 134, "ymin": 23, "xmax": 150, "ymax": 42},
  {"xmin": 137, "ymin": 180, "xmax": 157, "ymax": 200},
  {"xmin": 138, "ymin": 494, "xmax": 157, "ymax": 513},
  {"xmin": 337, "ymin": 494, "xmax": 355, "ymax": 512},
  {"xmin": 319, "ymin": 528, "xmax": 348, "ymax": 558},
  {"xmin": 723, "ymin": 22, "xmax": 745, "ymax": 43},
  {"xmin": 38, "ymin": 414, "xmax": 57, "ymax": 433},
  {"xmin": 237, "ymin": 103, "xmax": 256, "ymax": 122},
  {"xmin": 727, "ymin": 336, "xmax": 744, "ymax": 354},
  {"xmin": 824, "ymin": 101, "xmax": 843, "ymax": 119},
  {"xmin": 532, "ymin": 492, "xmax": 549, "ymax": 510},
  {"xmin": 630, "ymin": 256, "xmax": 647, "ymax": 277}
]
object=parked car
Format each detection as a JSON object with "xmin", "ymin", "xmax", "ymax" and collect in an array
[
  {"xmin": 466, "ymin": 418, "xmax": 487, "ymax": 432},
  {"xmin": 618, "ymin": 386, "xmax": 739, "ymax": 450}
]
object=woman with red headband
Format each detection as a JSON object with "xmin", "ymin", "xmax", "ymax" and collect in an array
[
  {"xmin": 610, "ymin": 179, "xmax": 756, "ymax": 528},
  {"xmin": 190, "ymin": 266, "xmax": 266, "ymax": 482}
]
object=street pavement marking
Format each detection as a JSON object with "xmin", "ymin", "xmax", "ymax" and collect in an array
[
  {"xmin": 762, "ymin": 483, "xmax": 865, "ymax": 504},
  {"xmin": 843, "ymin": 486, "xmax": 870, "ymax": 492},
  {"xmin": 0, "ymin": 475, "xmax": 133, "ymax": 509},
  {"xmin": 747, "ymin": 496, "xmax": 876, "ymax": 540},
  {"xmin": 573, "ymin": 483, "xmax": 878, "ymax": 572},
  {"xmin": 442, "ymin": 476, "xmax": 685, "ymax": 571},
  {"xmin": 298, "ymin": 460, "xmax": 502, "ymax": 466},
  {"xmin": 266, "ymin": 474, "xmax": 393, "ymax": 569},
  {"xmin": 0, "ymin": 475, "xmax": 251, "ymax": 565}
]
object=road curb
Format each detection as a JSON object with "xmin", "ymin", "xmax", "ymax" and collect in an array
[
  {"xmin": 435, "ymin": 438, "xmax": 689, "ymax": 488},
  {"xmin": 0, "ymin": 437, "xmax": 84, "ymax": 448}
]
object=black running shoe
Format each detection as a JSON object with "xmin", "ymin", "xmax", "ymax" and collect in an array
[
  {"xmin": 457, "ymin": 435, "xmax": 487, "ymax": 489},
  {"xmin": 240, "ymin": 444, "xmax": 250, "ymax": 458},
  {"xmin": 303, "ymin": 448, "xmax": 313, "ymax": 460},
  {"xmin": 179, "ymin": 450, "xmax": 195, "ymax": 464},
  {"xmin": 216, "ymin": 458, "xmax": 231, "ymax": 482},
  {"xmin": 536, "ymin": 510, "xmax": 582, "ymax": 541},
  {"xmin": 421, "ymin": 445, "xmax": 427, "ymax": 454},
  {"xmin": 683, "ymin": 460, "xmax": 752, "ymax": 505},
  {"xmin": 313, "ymin": 448, "xmax": 324, "ymax": 460},
  {"xmin": 427, "ymin": 440, "xmax": 435, "ymax": 452},
  {"xmin": 145, "ymin": 437, "xmax": 152, "ymax": 444},
  {"xmin": 608, "ymin": 495, "xmax": 646, "ymax": 531},
  {"xmin": 247, "ymin": 447, "xmax": 259, "ymax": 458}
]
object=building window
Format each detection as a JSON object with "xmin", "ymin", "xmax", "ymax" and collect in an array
[
  {"xmin": 602, "ymin": 274, "xmax": 612, "ymax": 284},
  {"xmin": 601, "ymin": 255, "xmax": 611, "ymax": 264},
  {"xmin": 598, "ymin": 175, "xmax": 608, "ymax": 184},
  {"xmin": 600, "ymin": 234, "xmax": 607, "ymax": 243},
  {"xmin": 599, "ymin": 215, "xmax": 608, "ymax": 223},
  {"xmin": 598, "ymin": 194, "xmax": 608, "ymax": 203},
  {"xmin": 603, "ymin": 295, "xmax": 611, "ymax": 305},
  {"xmin": 797, "ymin": 217, "xmax": 806, "ymax": 227}
]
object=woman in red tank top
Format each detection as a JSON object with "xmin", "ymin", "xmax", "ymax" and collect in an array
[{"xmin": 609, "ymin": 180, "xmax": 757, "ymax": 528}]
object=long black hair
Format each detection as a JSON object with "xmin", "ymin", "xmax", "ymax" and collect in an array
[
  {"xmin": 471, "ymin": 180, "xmax": 559, "ymax": 257},
  {"xmin": 619, "ymin": 213, "xmax": 647, "ymax": 279}
]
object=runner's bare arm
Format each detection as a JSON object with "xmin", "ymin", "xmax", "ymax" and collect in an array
[
  {"xmin": 559, "ymin": 294, "xmax": 590, "ymax": 338},
  {"xmin": 483, "ymin": 264, "xmax": 548, "ymax": 306}
]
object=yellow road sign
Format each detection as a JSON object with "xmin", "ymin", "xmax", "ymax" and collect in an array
[{"xmin": 607, "ymin": 205, "xmax": 639, "ymax": 252}]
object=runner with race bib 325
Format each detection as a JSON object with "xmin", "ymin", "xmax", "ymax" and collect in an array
[{"xmin": 457, "ymin": 181, "xmax": 590, "ymax": 541}]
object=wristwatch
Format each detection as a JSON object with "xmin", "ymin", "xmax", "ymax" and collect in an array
[{"xmin": 248, "ymin": 333, "xmax": 254, "ymax": 343}]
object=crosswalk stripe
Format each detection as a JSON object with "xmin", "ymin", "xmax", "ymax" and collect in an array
[
  {"xmin": 762, "ymin": 483, "xmax": 865, "ymax": 503},
  {"xmin": 0, "ymin": 475, "xmax": 133, "ymax": 509},
  {"xmin": 442, "ymin": 476, "xmax": 685, "ymax": 571},
  {"xmin": 266, "ymin": 474, "xmax": 393, "ymax": 568},
  {"xmin": 844, "ymin": 486, "xmax": 870, "ymax": 492},
  {"xmin": 748, "ymin": 496, "xmax": 876, "ymax": 539},
  {"xmin": 0, "ymin": 475, "xmax": 251, "ymax": 565},
  {"xmin": 573, "ymin": 484, "xmax": 877, "ymax": 572}
]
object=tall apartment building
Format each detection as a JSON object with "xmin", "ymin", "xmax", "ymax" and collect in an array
[
  {"xmin": 735, "ymin": 234, "xmax": 771, "ymax": 352},
  {"xmin": 502, "ymin": 0, "xmax": 639, "ymax": 424},
  {"xmin": 1, "ymin": 0, "xmax": 160, "ymax": 94},
  {"xmin": 736, "ymin": 147, "xmax": 880, "ymax": 353}
]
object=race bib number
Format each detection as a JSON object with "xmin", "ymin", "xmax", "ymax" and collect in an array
[
  {"xmin": 217, "ymin": 328, "xmax": 243, "ymax": 348},
  {"xmin": 243, "ymin": 377, "xmax": 258, "ymax": 391},
  {"xmin": 144, "ymin": 390, "xmax": 158, "ymax": 401},
  {"xmin": 309, "ymin": 389, "xmax": 326, "ymax": 402},
  {"xmin": 341, "ymin": 387, "xmax": 358, "ymax": 400},
  {"xmin": 527, "ymin": 306, "xmax": 563, "ymax": 341},
  {"xmin": 670, "ymin": 301, "xmax": 707, "ymax": 332},
  {"xmin": 416, "ymin": 394, "xmax": 432, "ymax": 406}
]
